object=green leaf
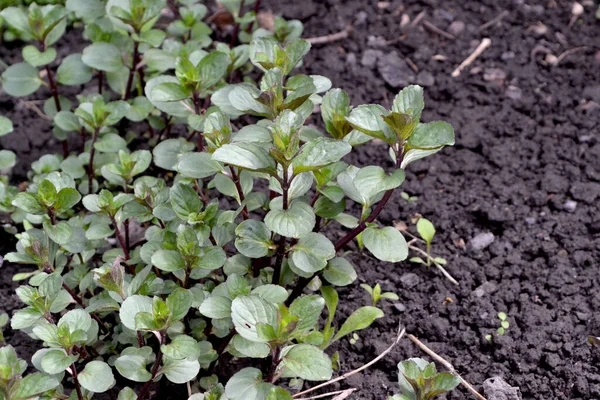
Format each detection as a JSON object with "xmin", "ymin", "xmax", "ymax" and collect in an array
[
  {"xmin": 0, "ymin": 116, "xmax": 13, "ymax": 137},
  {"xmin": 321, "ymin": 88, "xmax": 352, "ymax": 139},
  {"xmin": 323, "ymin": 257, "xmax": 357, "ymax": 286},
  {"xmin": 265, "ymin": 201, "xmax": 315, "ymax": 239},
  {"xmin": 151, "ymin": 82, "xmax": 191, "ymax": 102},
  {"xmin": 82, "ymin": 42, "xmax": 124, "ymax": 72},
  {"xmin": 392, "ymin": 85, "xmax": 424, "ymax": 121},
  {"xmin": 289, "ymin": 295, "xmax": 325, "ymax": 334},
  {"xmin": 162, "ymin": 358, "xmax": 201, "ymax": 384},
  {"xmin": 66, "ymin": 0, "xmax": 106, "ymax": 20},
  {"xmin": 54, "ymin": 111, "xmax": 80, "ymax": 131},
  {"xmin": 280, "ymin": 344, "xmax": 332, "ymax": 381},
  {"xmin": 167, "ymin": 288, "xmax": 193, "ymax": 321},
  {"xmin": 251, "ymin": 285, "xmax": 289, "ymax": 304},
  {"xmin": 346, "ymin": 104, "xmax": 394, "ymax": 144},
  {"xmin": 363, "ymin": 227, "xmax": 408, "ymax": 263},
  {"xmin": 176, "ymin": 152, "xmax": 223, "ymax": 179},
  {"xmin": 153, "ymin": 138, "xmax": 195, "ymax": 171},
  {"xmin": 152, "ymin": 249, "xmax": 185, "ymax": 272},
  {"xmin": 0, "ymin": 150, "xmax": 17, "ymax": 170},
  {"xmin": 40, "ymin": 349, "xmax": 77, "ymax": 374},
  {"xmin": 292, "ymin": 138, "xmax": 352, "ymax": 174},
  {"xmin": 0, "ymin": 7, "xmax": 32, "ymax": 36},
  {"xmin": 231, "ymin": 295, "xmax": 278, "ymax": 342},
  {"xmin": 352, "ymin": 167, "xmax": 405, "ymax": 204},
  {"xmin": 120, "ymin": 295, "xmax": 153, "ymax": 331},
  {"xmin": 416, "ymin": 218, "xmax": 435, "ymax": 245},
  {"xmin": 267, "ymin": 387, "xmax": 293, "ymax": 400},
  {"xmin": 43, "ymin": 220, "xmax": 72, "ymax": 245},
  {"xmin": 170, "ymin": 183, "xmax": 201, "ymax": 219},
  {"xmin": 331, "ymin": 306, "xmax": 384, "ymax": 343},
  {"xmin": 78, "ymin": 361, "xmax": 116, "ymax": 393},
  {"xmin": 126, "ymin": 96, "xmax": 154, "ymax": 122},
  {"xmin": 290, "ymin": 233, "xmax": 335, "ymax": 277},
  {"xmin": 197, "ymin": 51, "xmax": 230, "ymax": 89},
  {"xmin": 199, "ymin": 295, "xmax": 232, "ymax": 319},
  {"xmin": 57, "ymin": 53, "xmax": 93, "ymax": 86},
  {"xmin": 232, "ymin": 335, "xmax": 271, "ymax": 358},
  {"xmin": 235, "ymin": 220, "xmax": 273, "ymax": 258},
  {"xmin": 1, "ymin": 63, "xmax": 41, "ymax": 97},
  {"xmin": 161, "ymin": 335, "xmax": 202, "ymax": 360},
  {"xmin": 406, "ymin": 121, "xmax": 455, "ymax": 149},
  {"xmin": 115, "ymin": 349, "xmax": 152, "ymax": 382},
  {"xmin": 22, "ymin": 45, "xmax": 56, "ymax": 67},
  {"xmin": 225, "ymin": 368, "xmax": 273, "ymax": 400},
  {"xmin": 11, "ymin": 373, "xmax": 60, "ymax": 399},
  {"xmin": 12, "ymin": 192, "xmax": 44, "ymax": 214},
  {"xmin": 212, "ymin": 143, "xmax": 275, "ymax": 173},
  {"xmin": 54, "ymin": 187, "xmax": 81, "ymax": 213}
]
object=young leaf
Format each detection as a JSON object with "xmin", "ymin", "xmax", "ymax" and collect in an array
[
  {"xmin": 235, "ymin": 220, "xmax": 273, "ymax": 258},
  {"xmin": 82, "ymin": 42, "xmax": 124, "ymax": 72},
  {"xmin": 292, "ymin": 138, "xmax": 352, "ymax": 174},
  {"xmin": 0, "ymin": 116, "xmax": 13, "ymax": 137},
  {"xmin": 78, "ymin": 361, "xmax": 116, "ymax": 393},
  {"xmin": 119, "ymin": 295, "xmax": 153, "ymax": 331},
  {"xmin": 331, "ymin": 306, "xmax": 384, "ymax": 343},
  {"xmin": 22, "ymin": 46, "xmax": 57, "ymax": 67},
  {"xmin": 363, "ymin": 227, "xmax": 408, "ymax": 263},
  {"xmin": 265, "ymin": 201, "xmax": 315, "ymax": 239},
  {"xmin": 392, "ymin": 85, "xmax": 424, "ymax": 121},
  {"xmin": 289, "ymin": 233, "xmax": 335, "ymax": 277},
  {"xmin": 57, "ymin": 53, "xmax": 93, "ymax": 86},
  {"xmin": 11, "ymin": 373, "xmax": 60, "ymax": 399},
  {"xmin": 1, "ymin": 63, "xmax": 42, "ymax": 97},
  {"xmin": 231, "ymin": 295, "xmax": 278, "ymax": 343},
  {"xmin": 225, "ymin": 368, "xmax": 274, "ymax": 400},
  {"xmin": 199, "ymin": 296, "xmax": 232, "ymax": 319},
  {"xmin": 416, "ymin": 218, "xmax": 435, "ymax": 245},
  {"xmin": 322, "ymin": 257, "xmax": 357, "ymax": 287},
  {"xmin": 212, "ymin": 143, "xmax": 275, "ymax": 173},
  {"xmin": 279, "ymin": 344, "xmax": 332, "ymax": 381}
]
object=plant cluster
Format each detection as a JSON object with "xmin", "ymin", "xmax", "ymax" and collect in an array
[
  {"xmin": 485, "ymin": 312, "xmax": 510, "ymax": 343},
  {"xmin": 389, "ymin": 357, "xmax": 461, "ymax": 400},
  {"xmin": 0, "ymin": 0, "xmax": 456, "ymax": 399}
]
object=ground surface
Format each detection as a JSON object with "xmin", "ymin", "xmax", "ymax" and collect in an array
[{"xmin": 2, "ymin": 0, "xmax": 600, "ymax": 399}]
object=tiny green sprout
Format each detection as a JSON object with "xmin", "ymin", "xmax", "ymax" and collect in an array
[
  {"xmin": 486, "ymin": 312, "xmax": 510, "ymax": 342},
  {"xmin": 360, "ymin": 283, "xmax": 400, "ymax": 307},
  {"xmin": 389, "ymin": 357, "xmax": 461, "ymax": 400},
  {"xmin": 0, "ymin": 313, "xmax": 8, "ymax": 342},
  {"xmin": 401, "ymin": 191, "xmax": 418, "ymax": 203},
  {"xmin": 349, "ymin": 333, "xmax": 360, "ymax": 345}
]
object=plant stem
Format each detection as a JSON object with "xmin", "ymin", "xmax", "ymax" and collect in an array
[
  {"xmin": 272, "ymin": 167, "xmax": 289, "ymax": 284},
  {"xmin": 229, "ymin": 166, "xmax": 249, "ymax": 219},
  {"xmin": 138, "ymin": 333, "xmax": 166, "ymax": 400},
  {"xmin": 266, "ymin": 346, "xmax": 281, "ymax": 383},
  {"xmin": 98, "ymin": 70, "xmax": 103, "ymax": 94},
  {"xmin": 230, "ymin": 0, "xmax": 246, "ymax": 47},
  {"xmin": 70, "ymin": 361, "xmax": 84, "ymax": 400},
  {"xmin": 124, "ymin": 40, "xmax": 139, "ymax": 101},
  {"xmin": 192, "ymin": 91, "xmax": 204, "ymax": 152},
  {"xmin": 87, "ymin": 128, "xmax": 99, "ymax": 194},
  {"xmin": 246, "ymin": 0, "xmax": 261, "ymax": 33},
  {"xmin": 110, "ymin": 215, "xmax": 132, "ymax": 264}
]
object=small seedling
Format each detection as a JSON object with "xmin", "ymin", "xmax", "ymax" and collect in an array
[
  {"xmin": 360, "ymin": 283, "xmax": 399, "ymax": 307},
  {"xmin": 349, "ymin": 333, "xmax": 360, "ymax": 345},
  {"xmin": 389, "ymin": 357, "xmax": 461, "ymax": 400},
  {"xmin": 407, "ymin": 218, "xmax": 455, "ymax": 284},
  {"xmin": 400, "ymin": 191, "xmax": 418, "ymax": 203},
  {"xmin": 486, "ymin": 312, "xmax": 510, "ymax": 342},
  {"xmin": 0, "ymin": 313, "xmax": 7, "ymax": 342}
]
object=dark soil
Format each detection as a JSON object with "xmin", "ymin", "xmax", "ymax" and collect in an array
[{"xmin": 2, "ymin": 0, "xmax": 600, "ymax": 399}]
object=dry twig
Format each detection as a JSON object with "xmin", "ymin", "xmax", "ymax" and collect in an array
[
  {"xmin": 478, "ymin": 11, "xmax": 509, "ymax": 31},
  {"xmin": 555, "ymin": 46, "xmax": 588, "ymax": 65},
  {"xmin": 293, "ymin": 326, "xmax": 406, "ymax": 398},
  {"xmin": 407, "ymin": 244, "xmax": 459, "ymax": 285},
  {"xmin": 451, "ymin": 38, "xmax": 492, "ymax": 77},
  {"xmin": 296, "ymin": 388, "xmax": 357, "ymax": 400},
  {"xmin": 408, "ymin": 334, "xmax": 487, "ymax": 400},
  {"xmin": 305, "ymin": 26, "xmax": 353, "ymax": 45},
  {"xmin": 19, "ymin": 100, "xmax": 52, "ymax": 121},
  {"xmin": 423, "ymin": 20, "xmax": 455, "ymax": 40}
]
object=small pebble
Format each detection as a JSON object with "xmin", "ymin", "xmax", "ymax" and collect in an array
[
  {"xmin": 469, "ymin": 232, "xmax": 495, "ymax": 251},
  {"xmin": 399, "ymin": 273, "xmax": 420, "ymax": 288},
  {"xmin": 483, "ymin": 377, "xmax": 522, "ymax": 400},
  {"xmin": 355, "ymin": 11, "xmax": 368, "ymax": 25},
  {"xmin": 346, "ymin": 52, "xmax": 357, "ymax": 65},
  {"xmin": 505, "ymin": 85, "xmax": 522, "ymax": 100},
  {"xmin": 393, "ymin": 303, "xmax": 406, "ymax": 312},
  {"xmin": 448, "ymin": 20, "xmax": 465, "ymax": 36},
  {"xmin": 501, "ymin": 51, "xmax": 515, "ymax": 60},
  {"xmin": 525, "ymin": 217, "xmax": 536, "ymax": 225},
  {"xmin": 473, "ymin": 281, "xmax": 498, "ymax": 298},
  {"xmin": 361, "ymin": 49, "xmax": 383, "ymax": 68},
  {"xmin": 416, "ymin": 71, "xmax": 435, "ymax": 87},
  {"xmin": 563, "ymin": 200, "xmax": 577, "ymax": 212}
]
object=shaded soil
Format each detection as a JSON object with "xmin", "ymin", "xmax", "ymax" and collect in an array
[{"xmin": 2, "ymin": 0, "xmax": 600, "ymax": 399}]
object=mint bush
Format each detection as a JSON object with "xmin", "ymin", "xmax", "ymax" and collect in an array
[{"xmin": 0, "ymin": 1, "xmax": 455, "ymax": 398}]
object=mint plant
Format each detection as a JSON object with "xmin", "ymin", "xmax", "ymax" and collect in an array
[
  {"xmin": 389, "ymin": 358, "xmax": 461, "ymax": 400},
  {"xmin": 485, "ymin": 312, "xmax": 510, "ymax": 343},
  {"xmin": 0, "ymin": 1, "xmax": 455, "ymax": 398}
]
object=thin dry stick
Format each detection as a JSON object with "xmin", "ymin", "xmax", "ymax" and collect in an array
[
  {"xmin": 18, "ymin": 100, "xmax": 52, "ymax": 121},
  {"xmin": 451, "ymin": 38, "xmax": 492, "ymax": 77},
  {"xmin": 297, "ymin": 388, "xmax": 357, "ymax": 400},
  {"xmin": 407, "ymin": 244, "xmax": 459, "ymax": 285},
  {"xmin": 305, "ymin": 26, "xmax": 352, "ymax": 45},
  {"xmin": 423, "ymin": 20, "xmax": 455, "ymax": 40},
  {"xmin": 407, "ymin": 334, "xmax": 487, "ymax": 400},
  {"xmin": 478, "ymin": 10, "xmax": 509, "ymax": 31},
  {"xmin": 293, "ymin": 327, "xmax": 406, "ymax": 398},
  {"xmin": 555, "ymin": 46, "xmax": 588, "ymax": 65}
]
